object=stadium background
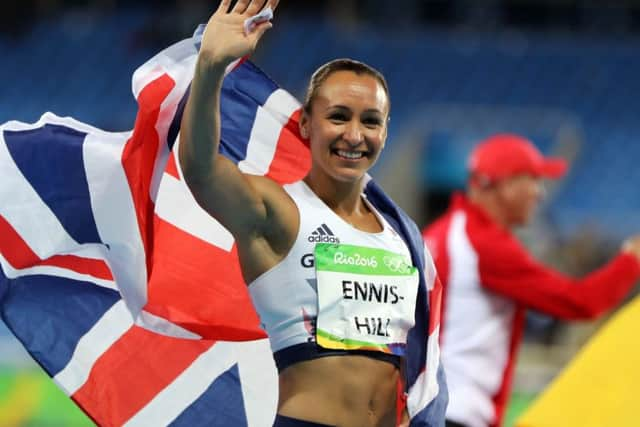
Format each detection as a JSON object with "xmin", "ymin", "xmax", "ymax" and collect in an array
[{"xmin": 1, "ymin": 0, "xmax": 639, "ymax": 425}]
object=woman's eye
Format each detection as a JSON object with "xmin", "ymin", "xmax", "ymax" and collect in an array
[
  {"xmin": 363, "ymin": 118, "xmax": 382, "ymax": 127},
  {"xmin": 329, "ymin": 114, "xmax": 348, "ymax": 122}
]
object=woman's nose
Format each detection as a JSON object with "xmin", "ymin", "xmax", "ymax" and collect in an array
[{"xmin": 343, "ymin": 122, "xmax": 364, "ymax": 145}]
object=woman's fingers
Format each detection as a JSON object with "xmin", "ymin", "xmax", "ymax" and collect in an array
[
  {"xmin": 232, "ymin": 0, "xmax": 251, "ymax": 14},
  {"xmin": 215, "ymin": 0, "xmax": 232, "ymax": 14},
  {"xmin": 245, "ymin": 0, "xmax": 268, "ymax": 16},
  {"xmin": 220, "ymin": 0, "xmax": 276, "ymax": 19},
  {"xmin": 218, "ymin": 0, "xmax": 277, "ymax": 17}
]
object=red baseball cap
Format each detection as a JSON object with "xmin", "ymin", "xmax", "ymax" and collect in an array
[{"xmin": 468, "ymin": 133, "xmax": 567, "ymax": 183}]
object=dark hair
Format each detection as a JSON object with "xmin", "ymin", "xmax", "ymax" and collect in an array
[{"xmin": 302, "ymin": 58, "xmax": 390, "ymax": 115}]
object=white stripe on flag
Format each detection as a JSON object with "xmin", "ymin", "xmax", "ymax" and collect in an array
[
  {"xmin": 131, "ymin": 38, "xmax": 198, "ymax": 100},
  {"xmin": 155, "ymin": 172, "xmax": 235, "ymax": 251},
  {"xmin": 54, "ymin": 300, "xmax": 134, "ymax": 395},
  {"xmin": 84, "ymin": 132, "xmax": 149, "ymax": 314},
  {"xmin": 423, "ymin": 243, "xmax": 437, "ymax": 291},
  {"xmin": 123, "ymin": 340, "xmax": 260, "ymax": 427},
  {"xmin": 407, "ymin": 326, "xmax": 441, "ymax": 418},
  {"xmin": 238, "ymin": 88, "xmax": 301, "ymax": 175},
  {"xmin": 237, "ymin": 339, "xmax": 278, "ymax": 427},
  {"xmin": 0, "ymin": 252, "xmax": 117, "ymax": 290},
  {"xmin": 136, "ymin": 310, "xmax": 201, "ymax": 340}
]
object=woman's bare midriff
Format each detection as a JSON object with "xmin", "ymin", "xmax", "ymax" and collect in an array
[{"xmin": 277, "ymin": 355, "xmax": 401, "ymax": 427}]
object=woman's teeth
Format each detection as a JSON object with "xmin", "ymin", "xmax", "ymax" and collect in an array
[{"xmin": 336, "ymin": 150, "xmax": 364, "ymax": 159}]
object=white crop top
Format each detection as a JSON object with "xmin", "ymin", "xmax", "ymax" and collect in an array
[{"xmin": 248, "ymin": 180, "xmax": 413, "ymax": 371}]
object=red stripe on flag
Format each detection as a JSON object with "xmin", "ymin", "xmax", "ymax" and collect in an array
[
  {"xmin": 121, "ymin": 74, "xmax": 176, "ymax": 274},
  {"xmin": 0, "ymin": 214, "xmax": 113, "ymax": 280},
  {"xmin": 72, "ymin": 325, "xmax": 214, "ymax": 427},
  {"xmin": 265, "ymin": 109, "xmax": 311, "ymax": 184},
  {"xmin": 144, "ymin": 216, "xmax": 265, "ymax": 341},
  {"xmin": 41, "ymin": 255, "xmax": 113, "ymax": 281},
  {"xmin": 0, "ymin": 213, "xmax": 47, "ymax": 269},
  {"xmin": 165, "ymin": 152, "xmax": 180, "ymax": 179},
  {"xmin": 428, "ymin": 277, "xmax": 443, "ymax": 335}
]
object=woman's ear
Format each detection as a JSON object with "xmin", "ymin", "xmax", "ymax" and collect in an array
[{"xmin": 299, "ymin": 111, "xmax": 309, "ymax": 139}]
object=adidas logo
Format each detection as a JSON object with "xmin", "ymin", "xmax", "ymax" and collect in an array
[{"xmin": 307, "ymin": 223, "xmax": 340, "ymax": 244}]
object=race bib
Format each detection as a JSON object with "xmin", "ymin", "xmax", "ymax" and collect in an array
[{"xmin": 314, "ymin": 243, "xmax": 419, "ymax": 356}]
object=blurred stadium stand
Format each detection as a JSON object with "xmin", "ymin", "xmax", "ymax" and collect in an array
[
  {"xmin": 1, "ymin": 1, "xmax": 639, "ymax": 240},
  {"xmin": 1, "ymin": 1, "xmax": 639, "ymax": 424}
]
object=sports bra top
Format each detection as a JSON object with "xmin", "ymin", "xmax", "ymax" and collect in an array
[{"xmin": 248, "ymin": 180, "xmax": 413, "ymax": 372}]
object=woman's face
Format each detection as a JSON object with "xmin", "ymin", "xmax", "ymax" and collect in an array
[{"xmin": 301, "ymin": 70, "xmax": 389, "ymax": 184}]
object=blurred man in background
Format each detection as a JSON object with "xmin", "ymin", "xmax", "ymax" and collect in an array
[{"xmin": 422, "ymin": 133, "xmax": 640, "ymax": 427}]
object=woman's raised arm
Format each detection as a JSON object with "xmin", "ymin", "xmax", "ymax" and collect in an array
[{"xmin": 179, "ymin": 0, "xmax": 281, "ymax": 238}]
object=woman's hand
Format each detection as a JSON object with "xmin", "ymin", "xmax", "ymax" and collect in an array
[{"xmin": 199, "ymin": 0, "xmax": 279, "ymax": 68}]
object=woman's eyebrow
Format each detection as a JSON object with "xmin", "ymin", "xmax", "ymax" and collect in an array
[{"xmin": 326, "ymin": 105, "xmax": 383, "ymax": 114}]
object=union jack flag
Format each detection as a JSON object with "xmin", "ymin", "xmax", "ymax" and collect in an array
[{"xmin": 0, "ymin": 27, "xmax": 447, "ymax": 426}]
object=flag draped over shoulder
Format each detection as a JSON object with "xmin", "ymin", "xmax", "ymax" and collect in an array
[{"xmin": 0, "ymin": 27, "xmax": 446, "ymax": 426}]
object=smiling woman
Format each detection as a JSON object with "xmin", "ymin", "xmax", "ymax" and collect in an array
[
  {"xmin": 302, "ymin": 64, "xmax": 389, "ymax": 190},
  {"xmin": 178, "ymin": 1, "xmax": 446, "ymax": 426}
]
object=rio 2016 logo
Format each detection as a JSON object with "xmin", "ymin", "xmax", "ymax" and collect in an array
[{"xmin": 333, "ymin": 251, "xmax": 378, "ymax": 268}]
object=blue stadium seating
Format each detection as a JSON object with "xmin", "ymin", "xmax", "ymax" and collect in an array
[{"xmin": 1, "ymin": 11, "xmax": 639, "ymax": 240}]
